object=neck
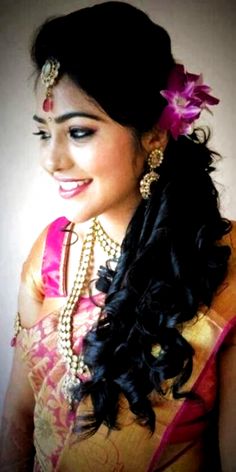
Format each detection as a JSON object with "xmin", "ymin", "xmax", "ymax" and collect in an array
[
  {"xmin": 96, "ymin": 200, "xmax": 141, "ymax": 245},
  {"xmin": 74, "ymin": 197, "xmax": 141, "ymax": 246},
  {"xmin": 96, "ymin": 215, "xmax": 128, "ymax": 246}
]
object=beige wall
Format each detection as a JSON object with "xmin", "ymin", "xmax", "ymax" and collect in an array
[{"xmin": 0, "ymin": 0, "xmax": 235, "ymax": 415}]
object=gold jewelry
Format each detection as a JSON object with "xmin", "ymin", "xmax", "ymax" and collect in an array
[
  {"xmin": 94, "ymin": 219, "xmax": 121, "ymax": 259},
  {"xmin": 59, "ymin": 218, "xmax": 121, "ymax": 407},
  {"xmin": 139, "ymin": 148, "xmax": 164, "ymax": 199},
  {"xmin": 11, "ymin": 312, "xmax": 22, "ymax": 347},
  {"xmin": 151, "ymin": 343, "xmax": 162, "ymax": 358},
  {"xmin": 41, "ymin": 58, "xmax": 60, "ymax": 112}
]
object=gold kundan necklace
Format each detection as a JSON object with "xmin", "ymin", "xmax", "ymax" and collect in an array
[{"xmin": 58, "ymin": 217, "xmax": 121, "ymax": 407}]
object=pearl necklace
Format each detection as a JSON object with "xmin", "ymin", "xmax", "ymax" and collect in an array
[{"xmin": 58, "ymin": 218, "xmax": 121, "ymax": 407}]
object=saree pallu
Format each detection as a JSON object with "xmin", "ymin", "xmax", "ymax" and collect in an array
[{"xmin": 16, "ymin": 217, "xmax": 236, "ymax": 471}]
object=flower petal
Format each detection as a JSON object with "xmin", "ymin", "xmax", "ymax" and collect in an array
[
  {"xmin": 181, "ymin": 105, "xmax": 201, "ymax": 120},
  {"xmin": 160, "ymin": 90, "xmax": 177, "ymax": 102},
  {"xmin": 158, "ymin": 64, "xmax": 219, "ymax": 139},
  {"xmin": 167, "ymin": 64, "xmax": 186, "ymax": 91},
  {"xmin": 158, "ymin": 105, "xmax": 176, "ymax": 129}
]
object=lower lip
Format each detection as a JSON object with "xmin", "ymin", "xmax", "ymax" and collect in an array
[{"xmin": 59, "ymin": 181, "xmax": 92, "ymax": 199}]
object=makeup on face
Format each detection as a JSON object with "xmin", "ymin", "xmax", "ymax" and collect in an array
[{"xmin": 33, "ymin": 76, "xmax": 145, "ymax": 225}]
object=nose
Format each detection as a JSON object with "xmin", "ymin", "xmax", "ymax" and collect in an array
[{"xmin": 41, "ymin": 139, "xmax": 73, "ymax": 174}]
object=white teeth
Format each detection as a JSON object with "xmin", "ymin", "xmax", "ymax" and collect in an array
[
  {"xmin": 60, "ymin": 182, "xmax": 78, "ymax": 190},
  {"xmin": 60, "ymin": 180, "xmax": 90, "ymax": 190}
]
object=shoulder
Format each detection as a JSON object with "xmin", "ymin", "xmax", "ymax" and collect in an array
[
  {"xmin": 222, "ymin": 221, "xmax": 236, "ymax": 294},
  {"xmin": 206, "ymin": 221, "xmax": 236, "ymax": 345},
  {"xmin": 220, "ymin": 220, "xmax": 236, "ymax": 344},
  {"xmin": 222, "ymin": 220, "xmax": 236, "ymax": 251}
]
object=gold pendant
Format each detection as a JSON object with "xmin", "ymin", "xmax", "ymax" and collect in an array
[{"xmin": 62, "ymin": 372, "xmax": 81, "ymax": 406}]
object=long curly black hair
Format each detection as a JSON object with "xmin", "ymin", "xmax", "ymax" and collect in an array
[{"xmin": 31, "ymin": 1, "xmax": 231, "ymax": 436}]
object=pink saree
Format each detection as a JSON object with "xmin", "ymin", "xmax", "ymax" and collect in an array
[{"xmin": 15, "ymin": 217, "xmax": 236, "ymax": 471}]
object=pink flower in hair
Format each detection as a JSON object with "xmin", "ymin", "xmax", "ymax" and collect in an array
[{"xmin": 158, "ymin": 64, "xmax": 219, "ymax": 139}]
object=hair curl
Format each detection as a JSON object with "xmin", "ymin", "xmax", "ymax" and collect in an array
[
  {"xmin": 31, "ymin": 2, "xmax": 231, "ymax": 437},
  {"xmin": 75, "ymin": 130, "xmax": 231, "ymax": 436}
]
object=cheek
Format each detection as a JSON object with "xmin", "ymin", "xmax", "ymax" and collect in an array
[
  {"xmin": 94, "ymin": 153, "xmax": 144, "ymax": 185},
  {"xmin": 72, "ymin": 134, "xmax": 144, "ymax": 180},
  {"xmin": 82, "ymin": 147, "xmax": 121, "ymax": 176},
  {"xmin": 132, "ymin": 154, "xmax": 146, "ymax": 179}
]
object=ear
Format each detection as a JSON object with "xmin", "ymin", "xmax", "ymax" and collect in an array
[{"xmin": 141, "ymin": 125, "xmax": 169, "ymax": 154}]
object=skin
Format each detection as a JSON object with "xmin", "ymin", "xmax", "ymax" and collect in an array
[
  {"xmin": 33, "ymin": 75, "xmax": 168, "ymax": 243},
  {"xmin": 33, "ymin": 74, "xmax": 168, "ymax": 294},
  {"xmin": 1, "ymin": 75, "xmax": 235, "ymax": 471},
  {"xmin": 0, "ymin": 76, "xmax": 168, "ymax": 468}
]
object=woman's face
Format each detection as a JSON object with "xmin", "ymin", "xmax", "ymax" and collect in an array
[{"xmin": 34, "ymin": 76, "xmax": 146, "ymax": 225}]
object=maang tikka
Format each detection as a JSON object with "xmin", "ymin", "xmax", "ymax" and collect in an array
[
  {"xmin": 140, "ymin": 148, "xmax": 164, "ymax": 199},
  {"xmin": 41, "ymin": 58, "xmax": 60, "ymax": 112}
]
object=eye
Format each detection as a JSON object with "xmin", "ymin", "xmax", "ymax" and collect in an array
[
  {"xmin": 69, "ymin": 127, "xmax": 95, "ymax": 140},
  {"xmin": 32, "ymin": 130, "xmax": 51, "ymax": 140}
]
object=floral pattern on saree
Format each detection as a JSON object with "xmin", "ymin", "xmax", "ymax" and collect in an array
[{"xmin": 17, "ymin": 297, "xmax": 103, "ymax": 471}]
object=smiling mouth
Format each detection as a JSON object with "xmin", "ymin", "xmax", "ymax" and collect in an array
[
  {"xmin": 59, "ymin": 180, "xmax": 91, "ymax": 191},
  {"xmin": 58, "ymin": 179, "xmax": 92, "ymax": 199}
]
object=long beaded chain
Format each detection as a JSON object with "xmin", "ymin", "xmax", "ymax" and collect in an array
[{"xmin": 58, "ymin": 217, "xmax": 121, "ymax": 407}]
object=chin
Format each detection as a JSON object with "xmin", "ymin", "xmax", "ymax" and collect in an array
[{"xmin": 59, "ymin": 201, "xmax": 97, "ymax": 224}]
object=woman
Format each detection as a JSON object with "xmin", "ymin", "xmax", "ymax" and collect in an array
[{"xmin": 0, "ymin": 2, "xmax": 236, "ymax": 471}]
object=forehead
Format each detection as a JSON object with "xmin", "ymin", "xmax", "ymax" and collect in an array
[{"xmin": 35, "ymin": 75, "xmax": 105, "ymax": 117}]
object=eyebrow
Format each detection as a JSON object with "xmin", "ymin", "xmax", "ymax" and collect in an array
[{"xmin": 33, "ymin": 111, "xmax": 103, "ymax": 124}]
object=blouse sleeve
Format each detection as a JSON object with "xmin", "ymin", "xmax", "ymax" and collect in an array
[
  {"xmin": 20, "ymin": 226, "xmax": 49, "ymax": 302},
  {"xmin": 223, "ymin": 325, "xmax": 236, "ymax": 347}
]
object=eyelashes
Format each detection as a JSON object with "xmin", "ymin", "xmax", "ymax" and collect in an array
[
  {"xmin": 69, "ymin": 128, "xmax": 95, "ymax": 139},
  {"xmin": 32, "ymin": 130, "xmax": 50, "ymax": 140},
  {"xmin": 32, "ymin": 128, "xmax": 95, "ymax": 141}
]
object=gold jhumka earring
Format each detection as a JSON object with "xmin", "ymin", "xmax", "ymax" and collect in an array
[
  {"xmin": 139, "ymin": 148, "xmax": 164, "ymax": 199},
  {"xmin": 41, "ymin": 58, "xmax": 60, "ymax": 112}
]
